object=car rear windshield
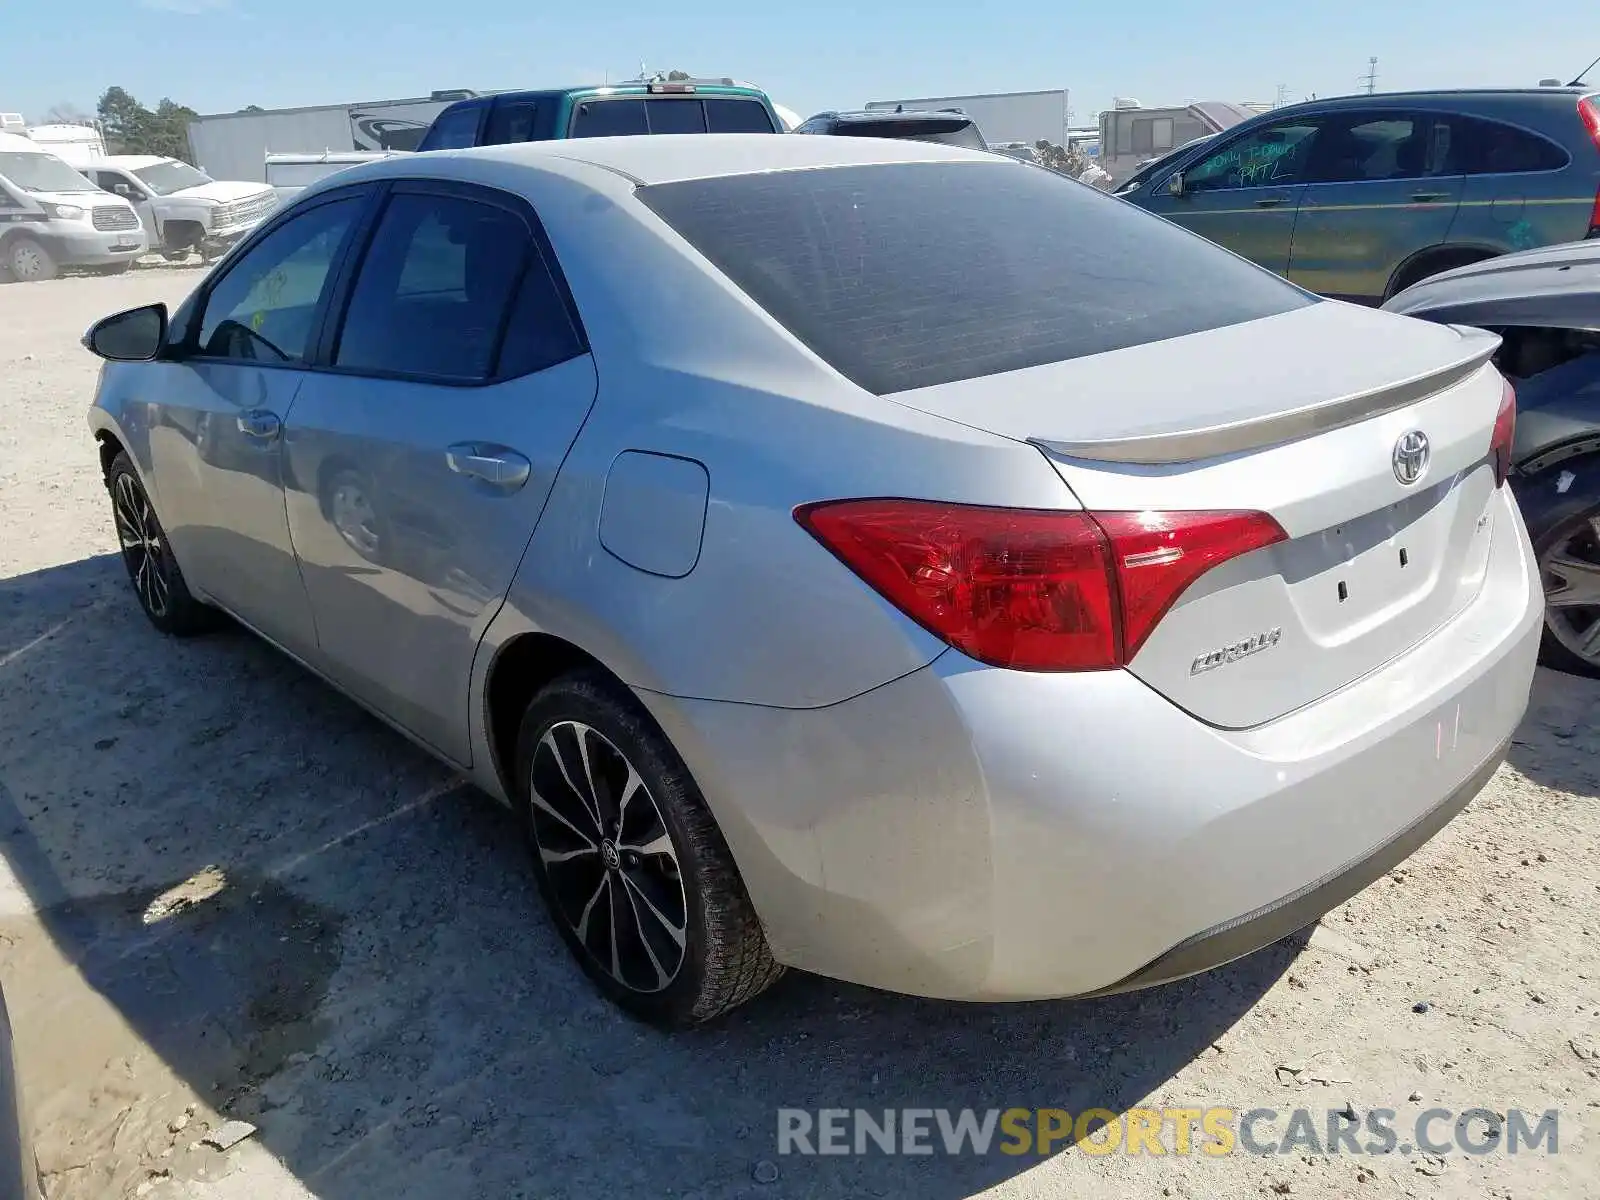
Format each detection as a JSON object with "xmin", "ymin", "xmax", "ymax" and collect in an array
[
  {"xmin": 840, "ymin": 118, "xmax": 987, "ymax": 149},
  {"xmin": 637, "ymin": 160, "xmax": 1314, "ymax": 395}
]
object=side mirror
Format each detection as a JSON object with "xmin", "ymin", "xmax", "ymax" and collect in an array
[
  {"xmin": 82, "ymin": 303, "xmax": 168, "ymax": 362},
  {"xmin": 1167, "ymin": 171, "xmax": 1187, "ymax": 197}
]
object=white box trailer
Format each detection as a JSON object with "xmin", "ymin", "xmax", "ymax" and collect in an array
[
  {"xmin": 187, "ymin": 94, "xmax": 464, "ymax": 183},
  {"xmin": 863, "ymin": 89, "xmax": 1069, "ymax": 149}
]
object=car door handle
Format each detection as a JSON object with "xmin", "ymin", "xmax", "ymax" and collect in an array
[
  {"xmin": 236, "ymin": 409, "xmax": 281, "ymax": 440},
  {"xmin": 1411, "ymin": 191, "xmax": 1450, "ymax": 203},
  {"xmin": 446, "ymin": 443, "xmax": 532, "ymax": 490},
  {"xmin": 1254, "ymin": 195, "xmax": 1289, "ymax": 208}
]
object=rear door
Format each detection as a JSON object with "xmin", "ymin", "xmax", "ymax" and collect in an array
[
  {"xmin": 1139, "ymin": 116, "xmax": 1322, "ymax": 275},
  {"xmin": 1450, "ymin": 113, "xmax": 1586, "ymax": 252},
  {"xmin": 281, "ymin": 179, "xmax": 596, "ymax": 763},
  {"xmin": 1288, "ymin": 111, "xmax": 1464, "ymax": 303}
]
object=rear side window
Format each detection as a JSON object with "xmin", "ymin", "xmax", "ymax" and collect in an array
[
  {"xmin": 572, "ymin": 99, "xmax": 649, "ymax": 138},
  {"xmin": 334, "ymin": 191, "xmax": 578, "ymax": 381},
  {"xmin": 1452, "ymin": 115, "xmax": 1570, "ymax": 174},
  {"xmin": 421, "ymin": 105, "xmax": 483, "ymax": 152},
  {"xmin": 704, "ymin": 99, "xmax": 776, "ymax": 133},
  {"xmin": 639, "ymin": 161, "xmax": 1314, "ymax": 395}
]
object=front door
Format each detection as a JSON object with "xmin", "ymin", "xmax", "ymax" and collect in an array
[
  {"xmin": 148, "ymin": 192, "xmax": 368, "ymax": 654},
  {"xmin": 92, "ymin": 170, "xmax": 158, "ymax": 245},
  {"xmin": 282, "ymin": 181, "xmax": 596, "ymax": 763},
  {"xmin": 1141, "ymin": 117, "xmax": 1322, "ymax": 275},
  {"xmin": 1288, "ymin": 112, "xmax": 1464, "ymax": 303}
]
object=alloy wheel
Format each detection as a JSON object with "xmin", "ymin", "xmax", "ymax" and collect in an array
[
  {"xmin": 112, "ymin": 473, "xmax": 171, "ymax": 620},
  {"xmin": 528, "ymin": 721, "xmax": 688, "ymax": 994},
  {"xmin": 1542, "ymin": 513, "xmax": 1600, "ymax": 668}
]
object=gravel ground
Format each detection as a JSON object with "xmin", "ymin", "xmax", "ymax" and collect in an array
[{"xmin": 1, "ymin": 269, "xmax": 1598, "ymax": 1200}]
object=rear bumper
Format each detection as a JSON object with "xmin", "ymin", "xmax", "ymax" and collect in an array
[{"xmin": 639, "ymin": 486, "xmax": 1542, "ymax": 1001}]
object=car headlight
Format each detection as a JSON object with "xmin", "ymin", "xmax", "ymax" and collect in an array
[{"xmin": 46, "ymin": 204, "xmax": 86, "ymax": 220}]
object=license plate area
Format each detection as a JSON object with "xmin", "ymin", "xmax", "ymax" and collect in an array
[{"xmin": 114, "ymin": 238, "xmax": 139, "ymax": 250}]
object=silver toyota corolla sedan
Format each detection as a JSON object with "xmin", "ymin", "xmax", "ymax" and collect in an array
[{"xmin": 82, "ymin": 135, "xmax": 1541, "ymax": 1027}]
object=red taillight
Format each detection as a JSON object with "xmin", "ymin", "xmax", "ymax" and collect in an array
[
  {"xmin": 1580, "ymin": 96, "xmax": 1600, "ymax": 151},
  {"xmin": 1491, "ymin": 377, "xmax": 1517, "ymax": 487},
  {"xmin": 795, "ymin": 499, "xmax": 1286, "ymax": 672}
]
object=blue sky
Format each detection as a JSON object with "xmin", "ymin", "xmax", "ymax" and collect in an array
[{"xmin": 8, "ymin": 0, "xmax": 1585, "ymax": 126}]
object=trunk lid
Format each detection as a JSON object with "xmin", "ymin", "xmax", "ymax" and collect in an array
[{"xmin": 887, "ymin": 302, "xmax": 1508, "ymax": 728}]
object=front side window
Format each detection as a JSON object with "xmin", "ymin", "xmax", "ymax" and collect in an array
[
  {"xmin": 1182, "ymin": 121, "xmax": 1321, "ymax": 192},
  {"xmin": 194, "ymin": 197, "xmax": 361, "ymax": 363},
  {"xmin": 639, "ymin": 160, "xmax": 1313, "ymax": 395},
  {"xmin": 131, "ymin": 160, "xmax": 212, "ymax": 196},
  {"xmin": 420, "ymin": 105, "xmax": 483, "ymax": 151},
  {"xmin": 333, "ymin": 191, "xmax": 577, "ymax": 381}
]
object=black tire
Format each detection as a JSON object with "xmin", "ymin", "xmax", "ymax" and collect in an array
[
  {"xmin": 515, "ymin": 670, "xmax": 783, "ymax": 1027},
  {"xmin": 6, "ymin": 236, "xmax": 57, "ymax": 283},
  {"xmin": 1528, "ymin": 494, "xmax": 1600, "ymax": 679},
  {"xmin": 106, "ymin": 452, "xmax": 220, "ymax": 636}
]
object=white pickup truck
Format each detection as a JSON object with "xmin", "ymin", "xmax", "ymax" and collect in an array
[{"xmin": 82, "ymin": 155, "xmax": 278, "ymax": 262}]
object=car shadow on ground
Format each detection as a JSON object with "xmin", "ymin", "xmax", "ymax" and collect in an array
[
  {"xmin": 1504, "ymin": 665, "xmax": 1600, "ymax": 799},
  {"xmin": 0, "ymin": 554, "xmax": 1303, "ymax": 1199}
]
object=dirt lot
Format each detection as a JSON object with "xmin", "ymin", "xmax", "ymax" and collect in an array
[{"xmin": 0, "ymin": 268, "xmax": 1598, "ymax": 1200}]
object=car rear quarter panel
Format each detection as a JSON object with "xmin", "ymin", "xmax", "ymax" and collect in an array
[{"xmin": 464, "ymin": 153, "xmax": 1080, "ymax": 709}]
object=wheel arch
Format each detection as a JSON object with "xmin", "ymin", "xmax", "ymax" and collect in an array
[
  {"xmin": 1384, "ymin": 243, "xmax": 1502, "ymax": 302},
  {"xmin": 1511, "ymin": 445, "xmax": 1600, "ymax": 534},
  {"xmin": 95, "ymin": 429, "xmax": 128, "ymax": 482},
  {"xmin": 481, "ymin": 631, "xmax": 625, "ymax": 803}
]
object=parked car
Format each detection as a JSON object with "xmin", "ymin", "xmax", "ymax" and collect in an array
[
  {"xmin": 989, "ymin": 141, "xmax": 1040, "ymax": 164},
  {"xmin": 1121, "ymin": 88, "xmax": 1600, "ymax": 303},
  {"xmin": 1385, "ymin": 239, "xmax": 1600, "ymax": 676},
  {"xmin": 792, "ymin": 109, "xmax": 988, "ymax": 150},
  {"xmin": 415, "ymin": 78, "xmax": 782, "ymax": 152},
  {"xmin": 0, "ymin": 132, "xmax": 145, "ymax": 281},
  {"xmin": 83, "ymin": 135, "xmax": 1538, "ymax": 1027},
  {"xmin": 83, "ymin": 156, "xmax": 279, "ymax": 263}
]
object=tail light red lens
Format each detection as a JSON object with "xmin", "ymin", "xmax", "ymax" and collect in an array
[
  {"xmin": 1491, "ymin": 377, "xmax": 1517, "ymax": 487},
  {"xmin": 1580, "ymin": 96, "xmax": 1600, "ymax": 151},
  {"xmin": 795, "ymin": 499, "xmax": 1286, "ymax": 672}
]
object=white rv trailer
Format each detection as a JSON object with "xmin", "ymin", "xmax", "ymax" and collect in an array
[{"xmin": 862, "ymin": 89, "xmax": 1069, "ymax": 149}]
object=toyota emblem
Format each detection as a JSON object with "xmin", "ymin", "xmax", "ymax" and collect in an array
[{"xmin": 1392, "ymin": 430, "xmax": 1430, "ymax": 486}]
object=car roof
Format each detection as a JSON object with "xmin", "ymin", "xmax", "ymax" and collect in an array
[
  {"xmin": 398, "ymin": 132, "xmax": 991, "ymax": 187},
  {"xmin": 455, "ymin": 81, "xmax": 771, "ymax": 105},
  {"xmin": 1267, "ymin": 86, "xmax": 1591, "ymax": 117},
  {"xmin": 100, "ymin": 155, "xmax": 172, "ymax": 169},
  {"xmin": 822, "ymin": 109, "xmax": 977, "ymax": 124}
]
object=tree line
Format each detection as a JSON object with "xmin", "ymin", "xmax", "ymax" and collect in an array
[{"xmin": 35, "ymin": 89, "xmax": 200, "ymax": 163}]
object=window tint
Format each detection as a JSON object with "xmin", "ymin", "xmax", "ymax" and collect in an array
[
  {"xmin": 647, "ymin": 99, "xmax": 707, "ymax": 135},
  {"xmin": 1306, "ymin": 114, "xmax": 1456, "ymax": 183},
  {"xmin": 421, "ymin": 105, "xmax": 482, "ymax": 151},
  {"xmin": 1454, "ymin": 116, "xmax": 1570, "ymax": 174},
  {"xmin": 572, "ymin": 99, "xmax": 649, "ymax": 138},
  {"xmin": 195, "ymin": 197, "xmax": 360, "ymax": 363},
  {"xmin": 639, "ymin": 161, "xmax": 1313, "ymax": 395},
  {"xmin": 704, "ymin": 99, "xmax": 777, "ymax": 133},
  {"xmin": 1183, "ymin": 121, "xmax": 1320, "ymax": 192},
  {"xmin": 334, "ymin": 191, "xmax": 567, "ymax": 381},
  {"xmin": 484, "ymin": 101, "xmax": 539, "ymax": 145},
  {"xmin": 496, "ymin": 256, "xmax": 585, "ymax": 377}
]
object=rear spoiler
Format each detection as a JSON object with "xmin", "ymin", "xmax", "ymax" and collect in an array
[{"xmin": 1030, "ymin": 327, "xmax": 1500, "ymax": 466}]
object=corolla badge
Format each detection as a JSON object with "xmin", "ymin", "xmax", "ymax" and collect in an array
[
  {"xmin": 1392, "ymin": 430, "xmax": 1430, "ymax": 486},
  {"xmin": 1190, "ymin": 627, "xmax": 1283, "ymax": 676}
]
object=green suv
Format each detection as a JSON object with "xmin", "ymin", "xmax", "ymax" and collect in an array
[
  {"xmin": 416, "ymin": 78, "xmax": 782, "ymax": 151},
  {"xmin": 1122, "ymin": 88, "xmax": 1600, "ymax": 303}
]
